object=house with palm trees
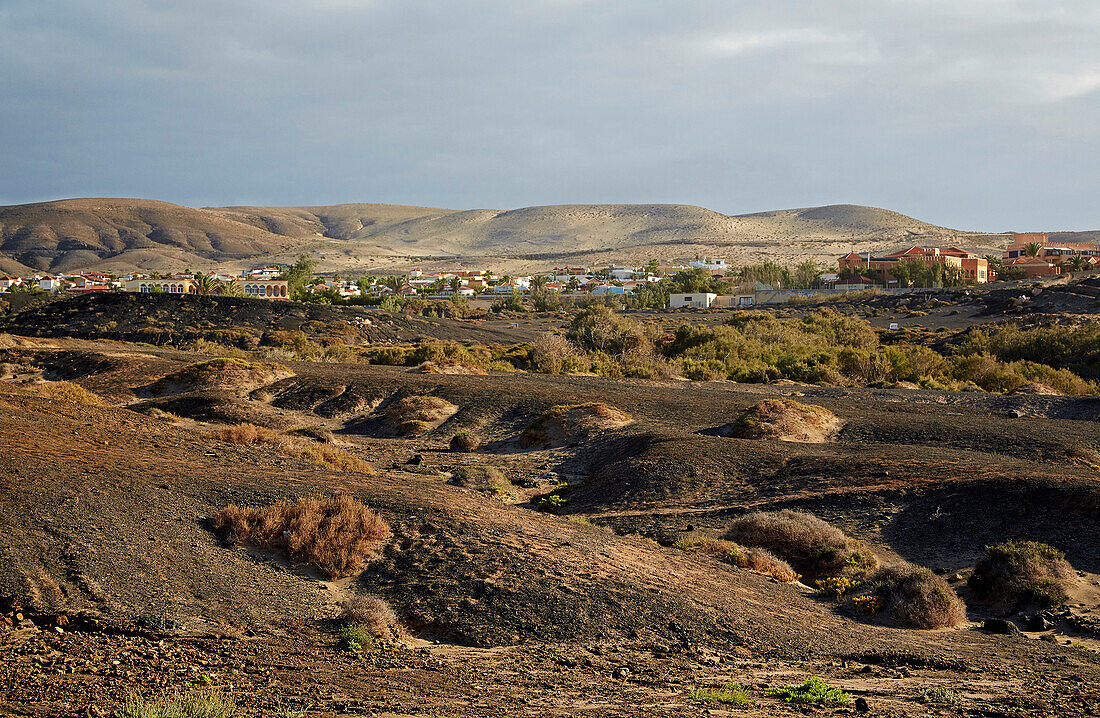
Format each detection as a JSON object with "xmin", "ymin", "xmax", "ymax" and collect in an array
[{"xmin": 1003, "ymin": 232, "xmax": 1100, "ymax": 274}]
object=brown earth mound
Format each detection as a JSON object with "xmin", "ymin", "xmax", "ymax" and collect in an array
[
  {"xmin": 384, "ymin": 395, "xmax": 458, "ymax": 436},
  {"xmin": 146, "ymin": 358, "xmax": 293, "ymax": 396},
  {"xmin": 520, "ymin": 402, "xmax": 632, "ymax": 448},
  {"xmin": 721, "ymin": 399, "xmax": 843, "ymax": 443}
]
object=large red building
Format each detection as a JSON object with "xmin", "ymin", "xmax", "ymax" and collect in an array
[{"xmin": 838, "ymin": 246, "xmax": 989, "ymax": 286}]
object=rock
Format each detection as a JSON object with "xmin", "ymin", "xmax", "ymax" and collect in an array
[
  {"xmin": 1026, "ymin": 614, "xmax": 1053, "ymax": 631},
  {"xmin": 855, "ymin": 696, "xmax": 870, "ymax": 713},
  {"xmin": 406, "ymin": 454, "xmax": 424, "ymax": 465},
  {"xmin": 612, "ymin": 666, "xmax": 630, "ymax": 680},
  {"xmin": 984, "ymin": 618, "xmax": 1021, "ymax": 635},
  {"xmin": 667, "ymin": 620, "xmax": 683, "ymax": 633}
]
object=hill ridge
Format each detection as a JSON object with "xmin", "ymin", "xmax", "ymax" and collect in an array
[{"xmin": 0, "ymin": 197, "xmax": 1051, "ymax": 275}]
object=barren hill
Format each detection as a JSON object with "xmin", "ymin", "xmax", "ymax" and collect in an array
[{"xmin": 0, "ymin": 197, "xmax": 1055, "ymax": 275}]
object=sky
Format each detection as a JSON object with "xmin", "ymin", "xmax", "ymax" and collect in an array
[{"xmin": 1, "ymin": 0, "xmax": 1098, "ymax": 230}]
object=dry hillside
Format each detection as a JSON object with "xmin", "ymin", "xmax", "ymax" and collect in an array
[{"xmin": 0, "ymin": 197, "xmax": 1033, "ymax": 276}]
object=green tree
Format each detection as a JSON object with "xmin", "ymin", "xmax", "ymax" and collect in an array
[
  {"xmin": 1024, "ymin": 242, "xmax": 1042, "ymax": 257},
  {"xmin": 790, "ymin": 260, "xmax": 822, "ymax": 290},
  {"xmin": 448, "ymin": 276, "xmax": 462, "ymax": 293},
  {"xmin": 283, "ymin": 254, "xmax": 317, "ymax": 300},
  {"xmin": 567, "ymin": 276, "xmax": 581, "ymax": 293},
  {"xmin": 192, "ymin": 274, "xmax": 218, "ymax": 295}
]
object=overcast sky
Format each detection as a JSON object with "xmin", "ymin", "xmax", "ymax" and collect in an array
[{"xmin": 2, "ymin": 1, "xmax": 1098, "ymax": 230}]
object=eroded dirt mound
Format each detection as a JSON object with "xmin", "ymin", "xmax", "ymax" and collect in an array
[
  {"xmin": 145, "ymin": 358, "xmax": 293, "ymax": 396},
  {"xmin": 384, "ymin": 395, "xmax": 458, "ymax": 436},
  {"xmin": 720, "ymin": 399, "xmax": 843, "ymax": 443},
  {"xmin": 520, "ymin": 402, "xmax": 632, "ymax": 448}
]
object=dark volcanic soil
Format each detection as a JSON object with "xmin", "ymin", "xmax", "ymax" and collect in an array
[{"xmin": 2, "ymin": 303, "xmax": 1100, "ymax": 715}]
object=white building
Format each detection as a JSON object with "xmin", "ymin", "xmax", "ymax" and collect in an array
[
  {"xmin": 669, "ymin": 292, "xmax": 716, "ymax": 308},
  {"xmin": 608, "ymin": 266, "xmax": 636, "ymax": 281},
  {"xmin": 689, "ymin": 257, "xmax": 727, "ymax": 271}
]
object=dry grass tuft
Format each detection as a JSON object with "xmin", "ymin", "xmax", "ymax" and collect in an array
[
  {"xmin": 674, "ymin": 536, "xmax": 799, "ymax": 582},
  {"xmin": 214, "ymin": 494, "xmax": 391, "ymax": 579},
  {"xmin": 969, "ymin": 540, "xmax": 1075, "ymax": 608},
  {"xmin": 341, "ymin": 594, "xmax": 399, "ymax": 638},
  {"xmin": 724, "ymin": 510, "xmax": 877, "ymax": 582},
  {"xmin": 725, "ymin": 399, "xmax": 843, "ymax": 443},
  {"xmin": 206, "ymin": 422, "xmax": 278, "ymax": 445},
  {"xmin": 866, "ymin": 564, "xmax": 967, "ymax": 628},
  {"xmin": 20, "ymin": 380, "xmax": 106, "ymax": 406},
  {"xmin": 205, "ymin": 424, "xmax": 372, "ymax": 473}
]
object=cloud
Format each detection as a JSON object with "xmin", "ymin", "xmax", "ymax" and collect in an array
[{"xmin": 0, "ymin": 0, "xmax": 1097, "ymax": 229}]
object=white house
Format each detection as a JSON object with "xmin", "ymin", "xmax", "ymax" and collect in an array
[
  {"xmin": 37, "ymin": 275, "xmax": 65, "ymax": 292},
  {"xmin": 608, "ymin": 266, "xmax": 636, "ymax": 281},
  {"xmin": 669, "ymin": 292, "xmax": 716, "ymax": 308},
  {"xmin": 0, "ymin": 277, "xmax": 22, "ymax": 291},
  {"xmin": 689, "ymin": 257, "xmax": 727, "ymax": 271}
]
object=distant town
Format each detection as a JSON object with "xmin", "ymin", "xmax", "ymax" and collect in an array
[{"xmin": 1, "ymin": 232, "xmax": 1093, "ymax": 308}]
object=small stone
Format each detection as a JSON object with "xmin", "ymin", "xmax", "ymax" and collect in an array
[
  {"xmin": 855, "ymin": 696, "xmax": 870, "ymax": 713},
  {"xmin": 983, "ymin": 618, "xmax": 1021, "ymax": 635}
]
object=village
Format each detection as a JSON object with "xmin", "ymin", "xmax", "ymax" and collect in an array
[{"xmin": 1, "ymin": 232, "xmax": 1095, "ymax": 308}]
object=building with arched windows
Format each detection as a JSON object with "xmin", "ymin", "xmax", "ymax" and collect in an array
[
  {"xmin": 123, "ymin": 277, "xmax": 198, "ymax": 294},
  {"xmin": 239, "ymin": 279, "xmax": 289, "ymax": 299}
]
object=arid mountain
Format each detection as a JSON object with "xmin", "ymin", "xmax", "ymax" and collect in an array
[{"xmin": 0, "ymin": 197, "xmax": 1066, "ymax": 275}]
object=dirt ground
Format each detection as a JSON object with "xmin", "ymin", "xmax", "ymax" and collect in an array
[{"xmin": 2, "ymin": 294, "xmax": 1100, "ymax": 716}]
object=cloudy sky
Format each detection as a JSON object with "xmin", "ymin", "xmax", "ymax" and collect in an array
[{"xmin": 1, "ymin": 1, "xmax": 1098, "ymax": 230}]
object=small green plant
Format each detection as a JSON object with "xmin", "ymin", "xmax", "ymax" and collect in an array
[
  {"xmin": 689, "ymin": 681, "xmax": 754, "ymax": 706},
  {"xmin": 852, "ymin": 595, "xmax": 883, "ymax": 615},
  {"xmin": 816, "ymin": 576, "xmax": 859, "ymax": 598},
  {"xmin": 115, "ymin": 690, "xmax": 237, "ymax": 718},
  {"xmin": 919, "ymin": 686, "xmax": 962, "ymax": 705},
  {"xmin": 1040, "ymin": 632, "xmax": 1058, "ymax": 643},
  {"xmin": 339, "ymin": 623, "xmax": 376, "ymax": 652},
  {"xmin": 1071, "ymin": 640, "xmax": 1090, "ymax": 651},
  {"xmin": 534, "ymin": 494, "xmax": 568, "ymax": 513},
  {"xmin": 766, "ymin": 677, "xmax": 851, "ymax": 706}
]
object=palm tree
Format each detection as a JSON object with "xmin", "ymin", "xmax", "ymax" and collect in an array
[
  {"xmin": 215, "ymin": 279, "xmax": 243, "ymax": 297},
  {"xmin": 383, "ymin": 275, "xmax": 405, "ymax": 292},
  {"xmin": 567, "ymin": 276, "xmax": 581, "ymax": 293},
  {"xmin": 1024, "ymin": 242, "xmax": 1043, "ymax": 257},
  {"xmin": 1066, "ymin": 255, "xmax": 1090, "ymax": 272},
  {"xmin": 529, "ymin": 275, "xmax": 548, "ymax": 292},
  {"xmin": 448, "ymin": 276, "xmax": 462, "ymax": 293},
  {"xmin": 192, "ymin": 274, "xmax": 218, "ymax": 295}
]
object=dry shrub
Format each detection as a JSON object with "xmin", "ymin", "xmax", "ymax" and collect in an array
[
  {"xmin": 530, "ymin": 333, "xmax": 587, "ymax": 374},
  {"xmin": 729, "ymin": 545, "xmax": 800, "ymax": 583},
  {"xmin": 724, "ymin": 510, "xmax": 877, "ymax": 583},
  {"xmin": 214, "ymin": 494, "xmax": 391, "ymax": 579},
  {"xmin": 287, "ymin": 443, "xmax": 374, "ymax": 473},
  {"xmin": 674, "ymin": 536, "xmax": 798, "ymax": 582},
  {"xmin": 725, "ymin": 399, "xmax": 843, "ymax": 443},
  {"xmin": 20, "ymin": 380, "xmax": 106, "ymax": 406},
  {"xmin": 341, "ymin": 594, "xmax": 398, "ymax": 638},
  {"xmin": 449, "ymin": 431, "xmax": 481, "ymax": 452},
  {"xmin": 207, "ymin": 422, "xmax": 279, "ymax": 445},
  {"xmin": 868, "ymin": 564, "xmax": 967, "ymax": 628},
  {"xmin": 969, "ymin": 540, "xmax": 1075, "ymax": 608}
]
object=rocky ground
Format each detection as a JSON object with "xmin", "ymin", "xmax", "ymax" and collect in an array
[{"xmin": 2, "ymin": 292, "xmax": 1100, "ymax": 716}]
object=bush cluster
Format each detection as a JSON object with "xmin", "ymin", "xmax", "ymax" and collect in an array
[
  {"xmin": 723, "ymin": 510, "xmax": 877, "ymax": 583},
  {"xmin": 214, "ymin": 494, "xmax": 391, "ymax": 579},
  {"xmin": 968, "ymin": 540, "xmax": 1075, "ymax": 608}
]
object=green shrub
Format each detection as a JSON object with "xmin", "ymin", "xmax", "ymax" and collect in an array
[
  {"xmin": 115, "ymin": 690, "xmax": 237, "ymax": 718},
  {"xmin": 969, "ymin": 541, "xmax": 1075, "ymax": 607},
  {"xmin": 690, "ymin": 681, "xmax": 754, "ymax": 706},
  {"xmin": 766, "ymin": 677, "xmax": 851, "ymax": 706},
  {"xmin": 919, "ymin": 686, "xmax": 962, "ymax": 705},
  {"xmin": 339, "ymin": 622, "xmax": 376, "ymax": 652}
]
